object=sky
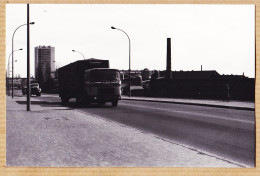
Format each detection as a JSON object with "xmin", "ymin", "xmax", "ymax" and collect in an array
[{"xmin": 6, "ymin": 4, "xmax": 255, "ymax": 78}]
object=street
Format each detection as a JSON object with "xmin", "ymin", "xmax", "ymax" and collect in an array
[{"xmin": 6, "ymin": 92, "xmax": 255, "ymax": 167}]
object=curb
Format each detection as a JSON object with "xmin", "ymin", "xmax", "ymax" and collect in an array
[{"xmin": 121, "ymin": 98, "xmax": 255, "ymax": 111}]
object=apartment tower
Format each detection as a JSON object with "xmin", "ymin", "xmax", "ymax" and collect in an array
[{"xmin": 35, "ymin": 46, "xmax": 55, "ymax": 87}]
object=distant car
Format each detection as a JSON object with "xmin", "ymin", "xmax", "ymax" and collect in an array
[
  {"xmin": 142, "ymin": 80, "xmax": 151, "ymax": 90},
  {"xmin": 22, "ymin": 83, "xmax": 41, "ymax": 96}
]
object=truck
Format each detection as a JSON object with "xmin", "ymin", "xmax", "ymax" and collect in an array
[{"xmin": 58, "ymin": 58, "xmax": 121, "ymax": 106}]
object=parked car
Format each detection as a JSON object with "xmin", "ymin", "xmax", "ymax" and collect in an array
[{"xmin": 22, "ymin": 83, "xmax": 41, "ymax": 96}]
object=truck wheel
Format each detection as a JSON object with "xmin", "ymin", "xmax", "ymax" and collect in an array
[
  {"xmin": 84, "ymin": 98, "xmax": 91, "ymax": 106},
  {"xmin": 76, "ymin": 97, "xmax": 81, "ymax": 106},
  {"xmin": 112, "ymin": 100, "xmax": 118, "ymax": 107},
  {"xmin": 37, "ymin": 92, "xmax": 41, "ymax": 96},
  {"xmin": 61, "ymin": 97, "xmax": 69, "ymax": 105},
  {"xmin": 76, "ymin": 96, "xmax": 84, "ymax": 107}
]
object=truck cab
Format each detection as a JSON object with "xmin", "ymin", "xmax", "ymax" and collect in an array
[{"xmin": 84, "ymin": 68, "xmax": 121, "ymax": 106}]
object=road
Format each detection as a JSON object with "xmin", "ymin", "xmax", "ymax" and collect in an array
[{"xmin": 32, "ymin": 93, "xmax": 255, "ymax": 167}]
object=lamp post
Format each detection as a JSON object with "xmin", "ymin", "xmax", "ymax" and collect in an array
[
  {"xmin": 12, "ymin": 22, "xmax": 35, "ymax": 98},
  {"xmin": 8, "ymin": 48, "xmax": 23, "ymax": 77},
  {"xmin": 8, "ymin": 48, "xmax": 23, "ymax": 95},
  {"xmin": 111, "ymin": 26, "xmax": 131, "ymax": 97},
  {"xmin": 72, "ymin": 49, "xmax": 86, "ymax": 60}
]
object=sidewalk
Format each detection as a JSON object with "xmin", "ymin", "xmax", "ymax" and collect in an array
[{"xmin": 121, "ymin": 96, "xmax": 255, "ymax": 111}]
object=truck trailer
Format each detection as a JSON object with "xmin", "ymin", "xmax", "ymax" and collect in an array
[{"xmin": 58, "ymin": 59, "xmax": 121, "ymax": 106}]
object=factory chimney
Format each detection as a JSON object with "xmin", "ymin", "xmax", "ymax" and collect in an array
[{"xmin": 166, "ymin": 38, "xmax": 172, "ymax": 79}]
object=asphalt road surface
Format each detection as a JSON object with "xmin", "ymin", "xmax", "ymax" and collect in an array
[{"xmin": 33, "ymin": 94, "xmax": 255, "ymax": 167}]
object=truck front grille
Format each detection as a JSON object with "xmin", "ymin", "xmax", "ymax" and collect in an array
[
  {"xmin": 31, "ymin": 88, "xmax": 38, "ymax": 92},
  {"xmin": 98, "ymin": 88, "xmax": 115, "ymax": 95}
]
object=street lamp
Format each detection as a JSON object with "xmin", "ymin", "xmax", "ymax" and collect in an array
[
  {"xmin": 8, "ymin": 48, "xmax": 23, "ymax": 78},
  {"xmin": 12, "ymin": 22, "xmax": 35, "ymax": 98},
  {"xmin": 111, "ymin": 26, "xmax": 131, "ymax": 97},
  {"xmin": 7, "ymin": 48, "xmax": 23, "ymax": 95},
  {"xmin": 72, "ymin": 49, "xmax": 86, "ymax": 60}
]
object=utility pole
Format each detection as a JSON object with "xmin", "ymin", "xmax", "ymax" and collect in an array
[
  {"xmin": 27, "ymin": 4, "xmax": 31, "ymax": 111},
  {"xmin": 166, "ymin": 38, "xmax": 172, "ymax": 79}
]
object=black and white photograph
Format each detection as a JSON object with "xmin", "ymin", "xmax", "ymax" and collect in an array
[{"xmin": 5, "ymin": 4, "xmax": 255, "ymax": 167}]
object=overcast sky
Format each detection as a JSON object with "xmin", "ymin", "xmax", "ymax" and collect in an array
[{"xmin": 6, "ymin": 4, "xmax": 255, "ymax": 78}]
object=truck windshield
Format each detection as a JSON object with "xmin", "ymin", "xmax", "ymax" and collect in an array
[
  {"xmin": 31, "ymin": 83, "xmax": 39, "ymax": 88},
  {"xmin": 90, "ymin": 70, "xmax": 120, "ymax": 82}
]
